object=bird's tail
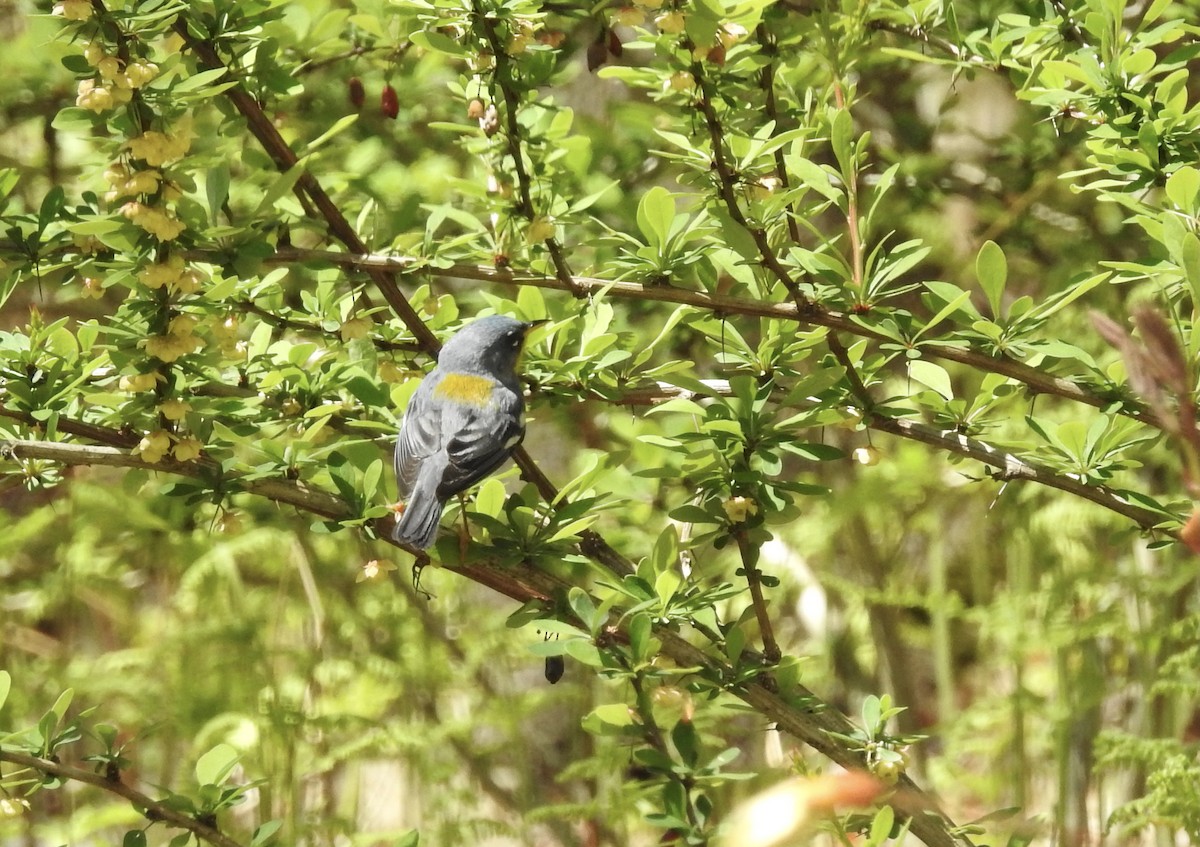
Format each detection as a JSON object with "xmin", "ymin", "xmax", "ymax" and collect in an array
[{"xmin": 393, "ymin": 465, "xmax": 446, "ymax": 549}]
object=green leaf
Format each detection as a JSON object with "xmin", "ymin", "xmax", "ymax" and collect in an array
[
  {"xmin": 917, "ymin": 289, "xmax": 972, "ymax": 339},
  {"xmin": 1166, "ymin": 166, "xmax": 1200, "ymax": 215},
  {"xmin": 568, "ymin": 587, "xmax": 598, "ymax": 633},
  {"xmin": 172, "ymin": 67, "xmax": 231, "ymax": 94},
  {"xmin": 976, "ymin": 240, "xmax": 1007, "ymax": 318},
  {"xmin": 195, "ymin": 743, "xmax": 240, "ymax": 787},
  {"xmin": 251, "ymin": 820, "xmax": 283, "ymax": 847},
  {"xmin": 636, "ymin": 186, "xmax": 676, "ymax": 248},
  {"xmin": 1180, "ymin": 233, "xmax": 1200, "ymax": 308},
  {"xmin": 0, "ymin": 671, "xmax": 9, "ymax": 712},
  {"xmin": 304, "ymin": 114, "xmax": 359, "ymax": 154},
  {"xmin": 48, "ymin": 688, "xmax": 74, "ymax": 723},
  {"xmin": 908, "ymin": 360, "xmax": 954, "ymax": 400},
  {"xmin": 410, "ymin": 29, "xmax": 470, "ymax": 57},
  {"xmin": 123, "ymin": 831, "xmax": 148, "ymax": 847}
]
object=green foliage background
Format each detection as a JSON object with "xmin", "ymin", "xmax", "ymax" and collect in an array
[{"xmin": 2, "ymin": 0, "xmax": 1200, "ymax": 845}]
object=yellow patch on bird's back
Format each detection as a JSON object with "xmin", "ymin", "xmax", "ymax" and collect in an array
[{"xmin": 434, "ymin": 372, "xmax": 495, "ymax": 406}]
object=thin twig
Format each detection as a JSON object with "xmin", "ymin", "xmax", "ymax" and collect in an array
[
  {"xmin": 191, "ymin": 247, "xmax": 1152, "ymax": 426},
  {"xmin": 0, "ymin": 434, "xmax": 975, "ymax": 847},
  {"xmin": 472, "ymin": 1, "xmax": 585, "ymax": 297},
  {"xmin": 0, "ymin": 750, "xmax": 245, "ymax": 847},
  {"xmin": 826, "ymin": 331, "xmax": 875, "ymax": 409},
  {"xmin": 691, "ymin": 62, "xmax": 809, "ymax": 310},
  {"xmin": 733, "ymin": 529, "xmax": 782, "ymax": 665},
  {"xmin": 755, "ymin": 24, "xmax": 804, "ymax": 246}
]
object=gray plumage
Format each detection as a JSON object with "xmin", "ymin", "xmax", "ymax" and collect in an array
[{"xmin": 392, "ymin": 315, "xmax": 533, "ymax": 549}]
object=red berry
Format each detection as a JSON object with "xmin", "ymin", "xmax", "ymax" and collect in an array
[
  {"xmin": 380, "ymin": 84, "xmax": 399, "ymax": 119},
  {"xmin": 607, "ymin": 29, "xmax": 623, "ymax": 58},
  {"xmin": 348, "ymin": 76, "xmax": 365, "ymax": 109}
]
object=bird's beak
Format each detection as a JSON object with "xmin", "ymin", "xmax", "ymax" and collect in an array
[{"xmin": 523, "ymin": 319, "xmax": 550, "ymax": 341}]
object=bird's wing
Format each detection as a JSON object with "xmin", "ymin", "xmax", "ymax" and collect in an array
[
  {"xmin": 394, "ymin": 382, "xmax": 441, "ymax": 496},
  {"xmin": 436, "ymin": 387, "xmax": 525, "ymax": 500}
]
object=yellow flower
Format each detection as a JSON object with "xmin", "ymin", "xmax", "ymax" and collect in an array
[
  {"xmin": 120, "ymin": 202, "xmax": 185, "ymax": 240},
  {"xmin": 172, "ymin": 436, "xmax": 203, "ymax": 462},
  {"xmin": 83, "ymin": 42, "xmax": 106, "ymax": 66},
  {"xmin": 123, "ymin": 169, "xmax": 162, "ymax": 196},
  {"xmin": 80, "ymin": 275, "xmax": 106, "ymax": 299},
  {"xmin": 655, "ymin": 11, "xmax": 686, "ymax": 34},
  {"xmin": 53, "ymin": 0, "xmax": 93, "ymax": 20},
  {"xmin": 158, "ymin": 398, "xmax": 191, "ymax": 421},
  {"xmin": 168, "ymin": 314, "xmax": 199, "ymax": 337},
  {"xmin": 118, "ymin": 372, "xmax": 158, "ymax": 392},
  {"xmin": 665, "ymin": 71, "xmax": 695, "ymax": 92},
  {"xmin": 123, "ymin": 61, "xmax": 159, "ymax": 89},
  {"xmin": 339, "ymin": 316, "xmax": 373, "ymax": 342},
  {"xmin": 96, "ymin": 57, "xmax": 122, "ymax": 81},
  {"xmin": 136, "ymin": 430, "xmax": 172, "ymax": 463},
  {"xmin": 526, "ymin": 216, "xmax": 555, "ymax": 244},
  {"xmin": 722, "ymin": 496, "xmax": 758, "ymax": 523},
  {"xmin": 76, "ymin": 79, "xmax": 114, "ymax": 113},
  {"xmin": 174, "ymin": 267, "xmax": 205, "ymax": 294},
  {"xmin": 138, "ymin": 255, "xmax": 183, "ymax": 289}
]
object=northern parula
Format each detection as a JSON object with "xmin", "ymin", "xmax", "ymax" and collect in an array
[{"xmin": 392, "ymin": 315, "xmax": 540, "ymax": 549}]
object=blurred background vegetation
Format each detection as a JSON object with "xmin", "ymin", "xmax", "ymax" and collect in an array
[{"xmin": 2, "ymin": 0, "xmax": 1200, "ymax": 845}]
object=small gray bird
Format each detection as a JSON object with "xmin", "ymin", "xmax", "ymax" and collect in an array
[{"xmin": 392, "ymin": 315, "xmax": 539, "ymax": 549}]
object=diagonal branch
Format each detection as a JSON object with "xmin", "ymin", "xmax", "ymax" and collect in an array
[
  {"xmin": 0, "ymin": 435, "xmax": 973, "ymax": 847},
  {"xmin": 190, "ymin": 247, "xmax": 1152, "ymax": 426},
  {"xmin": 0, "ymin": 749, "xmax": 245, "ymax": 847},
  {"xmin": 692, "ymin": 61, "xmax": 810, "ymax": 310},
  {"xmin": 612, "ymin": 378, "xmax": 1177, "ymax": 534},
  {"xmin": 172, "ymin": 18, "xmax": 440, "ymax": 354},
  {"xmin": 470, "ymin": 2, "xmax": 584, "ymax": 298},
  {"xmin": 172, "ymin": 14, "xmax": 633, "ymax": 579}
]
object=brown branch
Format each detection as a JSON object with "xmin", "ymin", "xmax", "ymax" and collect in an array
[
  {"xmin": 609, "ymin": 379, "xmax": 1179, "ymax": 535},
  {"xmin": 0, "ymin": 406, "xmax": 140, "ymax": 448},
  {"xmin": 472, "ymin": 3, "xmax": 584, "ymax": 297},
  {"xmin": 0, "ymin": 750, "xmax": 245, "ymax": 847},
  {"xmin": 173, "ymin": 15, "xmax": 631, "ymax": 579},
  {"xmin": 691, "ymin": 61, "xmax": 809, "ymax": 309},
  {"xmin": 733, "ymin": 530, "xmax": 782, "ymax": 664},
  {"xmin": 0, "ymin": 436, "xmax": 972, "ymax": 847},
  {"xmin": 195, "ymin": 247, "xmax": 1152, "ymax": 426},
  {"xmin": 172, "ymin": 18, "xmax": 441, "ymax": 354},
  {"xmin": 826, "ymin": 331, "xmax": 875, "ymax": 409},
  {"xmin": 755, "ymin": 24, "xmax": 803, "ymax": 246}
]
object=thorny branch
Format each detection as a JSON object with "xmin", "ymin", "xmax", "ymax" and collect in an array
[
  {"xmin": 0, "ymin": 749, "xmax": 245, "ymax": 847},
  {"xmin": 0, "ymin": 436, "xmax": 974, "ymax": 847},
  {"xmin": 186, "ymin": 246, "xmax": 1154, "ymax": 428}
]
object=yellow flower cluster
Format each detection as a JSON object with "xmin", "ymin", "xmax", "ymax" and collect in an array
[
  {"xmin": 77, "ymin": 78, "xmax": 131, "ymax": 113},
  {"xmin": 120, "ymin": 201, "xmax": 185, "ymax": 241},
  {"xmin": 211, "ymin": 314, "xmax": 243, "ymax": 359},
  {"xmin": 80, "ymin": 275, "xmax": 106, "ymax": 299},
  {"xmin": 105, "ymin": 162, "xmax": 163, "ymax": 202},
  {"xmin": 119, "ymin": 372, "xmax": 159, "ymax": 392},
  {"xmin": 74, "ymin": 44, "xmax": 160, "ymax": 114},
  {"xmin": 126, "ymin": 118, "xmax": 193, "ymax": 167},
  {"xmin": 137, "ymin": 255, "xmax": 205, "ymax": 294},
  {"xmin": 53, "ymin": 0, "xmax": 92, "ymax": 20},
  {"xmin": 144, "ymin": 314, "xmax": 203, "ymax": 362},
  {"xmin": 136, "ymin": 428, "xmax": 204, "ymax": 463}
]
